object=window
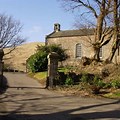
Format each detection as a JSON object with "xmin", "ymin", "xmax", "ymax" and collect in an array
[
  {"xmin": 99, "ymin": 47, "xmax": 102, "ymax": 58},
  {"xmin": 76, "ymin": 43, "xmax": 82, "ymax": 58}
]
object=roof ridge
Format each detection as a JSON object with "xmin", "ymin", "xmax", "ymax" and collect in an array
[
  {"xmin": 46, "ymin": 28, "xmax": 94, "ymax": 38},
  {"xmin": 60, "ymin": 28, "xmax": 94, "ymax": 32}
]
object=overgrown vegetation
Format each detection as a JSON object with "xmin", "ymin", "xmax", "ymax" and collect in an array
[
  {"xmin": 27, "ymin": 44, "xmax": 68, "ymax": 73},
  {"xmin": 27, "ymin": 51, "xmax": 48, "ymax": 72},
  {"xmin": 61, "ymin": 64, "xmax": 119, "ymax": 95},
  {"xmin": 31, "ymin": 63, "xmax": 120, "ymax": 98},
  {"xmin": 55, "ymin": 71, "xmax": 105, "ymax": 94},
  {"xmin": 27, "ymin": 44, "xmax": 120, "ymax": 98},
  {"xmin": 37, "ymin": 44, "xmax": 68, "ymax": 62}
]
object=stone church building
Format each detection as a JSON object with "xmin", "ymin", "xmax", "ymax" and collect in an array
[{"xmin": 46, "ymin": 23, "xmax": 120, "ymax": 65}]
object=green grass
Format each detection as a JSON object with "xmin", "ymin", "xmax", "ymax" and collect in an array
[
  {"xmin": 33, "ymin": 71, "xmax": 47, "ymax": 80},
  {"xmin": 103, "ymin": 90, "xmax": 120, "ymax": 99},
  {"xmin": 29, "ymin": 67, "xmax": 74, "ymax": 80},
  {"xmin": 33, "ymin": 71, "xmax": 47, "ymax": 85},
  {"xmin": 28, "ymin": 71, "xmax": 47, "ymax": 85},
  {"xmin": 58, "ymin": 68, "xmax": 69, "ymax": 73},
  {"xmin": 58, "ymin": 66, "xmax": 75, "ymax": 73}
]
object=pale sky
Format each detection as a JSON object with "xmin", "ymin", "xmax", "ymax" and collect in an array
[{"xmin": 0, "ymin": 0, "xmax": 75, "ymax": 43}]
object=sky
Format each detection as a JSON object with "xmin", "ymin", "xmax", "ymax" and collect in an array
[{"xmin": 0, "ymin": 0, "xmax": 75, "ymax": 43}]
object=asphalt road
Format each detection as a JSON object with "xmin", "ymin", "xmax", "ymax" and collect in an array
[{"xmin": 0, "ymin": 72, "xmax": 120, "ymax": 120}]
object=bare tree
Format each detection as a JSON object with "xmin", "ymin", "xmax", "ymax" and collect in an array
[
  {"xmin": 106, "ymin": 0, "xmax": 120, "ymax": 62},
  {"xmin": 59, "ymin": 0, "xmax": 115, "ymax": 61},
  {"xmin": 0, "ymin": 13, "xmax": 26, "ymax": 57}
]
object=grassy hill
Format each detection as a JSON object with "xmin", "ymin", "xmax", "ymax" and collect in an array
[{"xmin": 3, "ymin": 42, "xmax": 45, "ymax": 72}]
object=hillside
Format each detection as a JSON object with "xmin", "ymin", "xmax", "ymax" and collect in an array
[{"xmin": 3, "ymin": 42, "xmax": 45, "ymax": 72}]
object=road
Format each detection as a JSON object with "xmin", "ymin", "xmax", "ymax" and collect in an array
[
  {"xmin": 0, "ymin": 72, "xmax": 120, "ymax": 120},
  {"xmin": 3, "ymin": 72, "xmax": 44, "ymax": 88}
]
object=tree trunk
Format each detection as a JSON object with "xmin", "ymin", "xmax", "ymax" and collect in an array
[
  {"xmin": 93, "ymin": 14, "xmax": 104, "ymax": 61},
  {"xmin": 93, "ymin": 47, "xmax": 100, "ymax": 61},
  {"xmin": 106, "ymin": 0, "xmax": 119, "ymax": 63},
  {"xmin": 93, "ymin": 0, "xmax": 106, "ymax": 61}
]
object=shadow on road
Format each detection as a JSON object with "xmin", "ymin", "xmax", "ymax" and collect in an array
[
  {"xmin": 0, "ymin": 76, "xmax": 8, "ymax": 94},
  {"xmin": 0, "ymin": 93, "xmax": 120, "ymax": 120},
  {"xmin": 0, "ymin": 72, "xmax": 120, "ymax": 120}
]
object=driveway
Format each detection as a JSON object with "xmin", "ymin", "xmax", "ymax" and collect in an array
[
  {"xmin": 0, "ymin": 72, "xmax": 120, "ymax": 120},
  {"xmin": 3, "ymin": 72, "xmax": 44, "ymax": 88}
]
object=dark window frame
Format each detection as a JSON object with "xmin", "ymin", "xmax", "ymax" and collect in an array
[
  {"xmin": 99, "ymin": 47, "xmax": 102, "ymax": 58},
  {"xmin": 76, "ymin": 43, "xmax": 82, "ymax": 58}
]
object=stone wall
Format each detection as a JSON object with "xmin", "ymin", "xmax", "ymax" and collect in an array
[{"xmin": 47, "ymin": 35, "xmax": 120, "ymax": 65}]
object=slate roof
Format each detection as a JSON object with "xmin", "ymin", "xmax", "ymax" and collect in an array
[{"xmin": 46, "ymin": 29, "xmax": 95, "ymax": 38}]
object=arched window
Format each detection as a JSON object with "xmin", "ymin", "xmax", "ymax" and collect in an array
[
  {"xmin": 76, "ymin": 43, "xmax": 82, "ymax": 58},
  {"xmin": 99, "ymin": 47, "xmax": 102, "ymax": 58}
]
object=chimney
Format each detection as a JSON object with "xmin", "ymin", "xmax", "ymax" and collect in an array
[{"xmin": 54, "ymin": 23, "xmax": 60, "ymax": 32}]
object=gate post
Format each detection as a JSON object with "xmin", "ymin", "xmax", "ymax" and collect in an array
[
  {"xmin": 0, "ymin": 49, "xmax": 4, "ymax": 87},
  {"xmin": 47, "ymin": 52, "xmax": 59, "ymax": 88},
  {"xmin": 0, "ymin": 62, "xmax": 4, "ymax": 87}
]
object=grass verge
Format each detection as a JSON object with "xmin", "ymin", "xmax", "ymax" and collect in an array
[
  {"xmin": 28, "ymin": 71, "xmax": 47, "ymax": 85},
  {"xmin": 102, "ymin": 89, "xmax": 120, "ymax": 99}
]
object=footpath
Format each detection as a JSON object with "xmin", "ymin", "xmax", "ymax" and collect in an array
[{"xmin": 0, "ymin": 72, "xmax": 120, "ymax": 120}]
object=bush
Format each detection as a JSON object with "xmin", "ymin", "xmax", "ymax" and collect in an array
[
  {"xmin": 101, "ymin": 68, "xmax": 110, "ymax": 78},
  {"xmin": 80, "ymin": 73, "xmax": 94, "ymax": 84},
  {"xmin": 110, "ymin": 80, "xmax": 120, "ymax": 89},
  {"xmin": 90, "ymin": 75, "xmax": 105, "ymax": 94},
  {"xmin": 27, "ymin": 51, "xmax": 47, "ymax": 73},
  {"xmin": 37, "ymin": 44, "xmax": 68, "ymax": 62},
  {"xmin": 80, "ymin": 73, "xmax": 105, "ymax": 94},
  {"xmin": 93, "ymin": 75, "xmax": 102, "ymax": 86},
  {"xmin": 56, "ymin": 72, "xmax": 67, "ymax": 85},
  {"xmin": 3, "ymin": 64, "xmax": 10, "ymax": 72},
  {"xmin": 27, "ymin": 44, "xmax": 68, "ymax": 73},
  {"xmin": 65, "ymin": 75, "xmax": 74, "ymax": 85},
  {"xmin": 81, "ymin": 73, "xmax": 89, "ymax": 83},
  {"xmin": 104, "ymin": 82, "xmax": 112, "ymax": 89}
]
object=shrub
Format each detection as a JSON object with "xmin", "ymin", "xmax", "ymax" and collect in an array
[
  {"xmin": 81, "ymin": 57, "xmax": 92, "ymax": 66},
  {"xmin": 56, "ymin": 72, "xmax": 67, "ymax": 85},
  {"xmin": 103, "ymin": 82, "xmax": 112, "ymax": 89},
  {"xmin": 80, "ymin": 74, "xmax": 105, "ymax": 94},
  {"xmin": 37, "ymin": 44, "xmax": 68, "ymax": 62},
  {"xmin": 81, "ymin": 73, "xmax": 89, "ymax": 83},
  {"xmin": 110, "ymin": 80, "xmax": 120, "ymax": 89},
  {"xmin": 90, "ymin": 75, "xmax": 105, "ymax": 88},
  {"xmin": 27, "ymin": 51, "xmax": 47, "ymax": 73},
  {"xmin": 80, "ymin": 73, "xmax": 94, "ymax": 84},
  {"xmin": 65, "ymin": 75, "xmax": 74, "ymax": 85},
  {"xmin": 101, "ymin": 68, "xmax": 110, "ymax": 78},
  {"xmin": 3, "ymin": 64, "xmax": 10, "ymax": 72},
  {"xmin": 90, "ymin": 75, "xmax": 105, "ymax": 94},
  {"xmin": 27, "ymin": 44, "xmax": 68, "ymax": 73}
]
